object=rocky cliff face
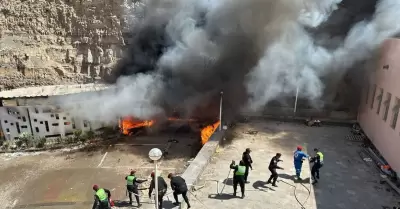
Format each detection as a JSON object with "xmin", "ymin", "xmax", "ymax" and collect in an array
[{"xmin": 0, "ymin": 0, "xmax": 132, "ymax": 90}]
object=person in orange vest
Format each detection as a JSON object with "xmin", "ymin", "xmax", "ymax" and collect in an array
[{"xmin": 92, "ymin": 185, "xmax": 112, "ymax": 209}]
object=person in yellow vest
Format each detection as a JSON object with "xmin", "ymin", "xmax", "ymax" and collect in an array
[
  {"xmin": 125, "ymin": 170, "xmax": 148, "ymax": 207},
  {"xmin": 230, "ymin": 160, "xmax": 246, "ymax": 198},
  {"xmin": 92, "ymin": 185, "xmax": 112, "ymax": 209},
  {"xmin": 310, "ymin": 148, "xmax": 324, "ymax": 184}
]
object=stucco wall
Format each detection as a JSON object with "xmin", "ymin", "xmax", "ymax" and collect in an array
[{"xmin": 358, "ymin": 38, "xmax": 400, "ymax": 174}]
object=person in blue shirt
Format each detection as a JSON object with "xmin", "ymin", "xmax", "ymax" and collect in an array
[{"xmin": 293, "ymin": 146, "xmax": 309, "ymax": 180}]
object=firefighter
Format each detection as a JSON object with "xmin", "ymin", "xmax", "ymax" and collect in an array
[
  {"xmin": 294, "ymin": 146, "xmax": 309, "ymax": 180},
  {"xmin": 168, "ymin": 173, "xmax": 191, "ymax": 208},
  {"xmin": 125, "ymin": 170, "xmax": 147, "ymax": 207},
  {"xmin": 310, "ymin": 148, "xmax": 324, "ymax": 184},
  {"xmin": 242, "ymin": 148, "xmax": 253, "ymax": 183},
  {"xmin": 148, "ymin": 172, "xmax": 168, "ymax": 209},
  {"xmin": 266, "ymin": 153, "xmax": 284, "ymax": 187},
  {"xmin": 92, "ymin": 185, "xmax": 111, "ymax": 209},
  {"xmin": 230, "ymin": 160, "xmax": 246, "ymax": 198}
]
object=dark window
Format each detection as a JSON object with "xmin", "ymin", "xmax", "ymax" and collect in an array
[
  {"xmin": 34, "ymin": 119, "xmax": 37, "ymax": 122},
  {"xmin": 50, "ymin": 114, "xmax": 54, "ymax": 117},
  {"xmin": 55, "ymin": 114, "xmax": 59, "ymax": 120},
  {"xmin": 376, "ymin": 88, "xmax": 383, "ymax": 115},
  {"xmin": 10, "ymin": 123, "xmax": 13, "ymax": 126},
  {"xmin": 45, "ymin": 121, "xmax": 49, "ymax": 132},
  {"xmin": 52, "ymin": 123, "xmax": 59, "ymax": 126},
  {"xmin": 83, "ymin": 120, "xmax": 89, "ymax": 128},
  {"xmin": 22, "ymin": 116, "xmax": 26, "ymax": 122},
  {"xmin": 64, "ymin": 122, "xmax": 71, "ymax": 125},
  {"xmin": 6, "ymin": 128, "xmax": 9, "ymax": 132},
  {"xmin": 35, "ymin": 127, "xmax": 39, "ymax": 133},
  {"xmin": 391, "ymin": 98, "xmax": 400, "ymax": 129},
  {"xmin": 18, "ymin": 117, "xmax": 21, "ymax": 120},
  {"xmin": 370, "ymin": 84, "xmax": 377, "ymax": 109},
  {"xmin": 383, "ymin": 93, "xmax": 392, "ymax": 121},
  {"xmin": 16, "ymin": 122, "xmax": 20, "ymax": 134},
  {"xmin": 21, "ymin": 125, "xmax": 27, "ymax": 128},
  {"xmin": 4, "ymin": 120, "xmax": 7, "ymax": 123},
  {"xmin": 34, "ymin": 108, "xmax": 39, "ymax": 113},
  {"xmin": 63, "ymin": 117, "xmax": 67, "ymax": 120},
  {"xmin": 383, "ymin": 65, "xmax": 389, "ymax": 70},
  {"xmin": 40, "ymin": 121, "xmax": 43, "ymax": 124}
]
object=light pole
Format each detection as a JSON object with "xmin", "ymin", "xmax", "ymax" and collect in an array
[
  {"xmin": 294, "ymin": 86, "xmax": 299, "ymax": 117},
  {"xmin": 148, "ymin": 148, "xmax": 163, "ymax": 209},
  {"xmin": 219, "ymin": 91, "xmax": 223, "ymax": 131}
]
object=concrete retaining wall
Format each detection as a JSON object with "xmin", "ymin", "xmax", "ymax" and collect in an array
[{"xmin": 166, "ymin": 130, "xmax": 225, "ymax": 208}]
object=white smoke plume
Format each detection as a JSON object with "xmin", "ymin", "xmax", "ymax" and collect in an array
[{"xmin": 56, "ymin": 0, "xmax": 400, "ymax": 123}]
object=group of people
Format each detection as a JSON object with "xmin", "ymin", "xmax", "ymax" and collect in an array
[
  {"xmin": 230, "ymin": 146, "xmax": 324, "ymax": 198},
  {"xmin": 91, "ymin": 171, "xmax": 191, "ymax": 209},
  {"xmin": 91, "ymin": 146, "xmax": 324, "ymax": 209}
]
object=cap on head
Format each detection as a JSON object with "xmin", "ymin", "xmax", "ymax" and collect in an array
[
  {"xmin": 130, "ymin": 170, "xmax": 136, "ymax": 175},
  {"xmin": 297, "ymin": 146, "xmax": 302, "ymax": 151},
  {"xmin": 276, "ymin": 153, "xmax": 282, "ymax": 157},
  {"xmin": 246, "ymin": 148, "xmax": 251, "ymax": 152},
  {"xmin": 168, "ymin": 173, "xmax": 174, "ymax": 179},
  {"xmin": 314, "ymin": 148, "xmax": 318, "ymax": 152},
  {"xmin": 151, "ymin": 172, "xmax": 155, "ymax": 177},
  {"xmin": 92, "ymin": 185, "xmax": 99, "ymax": 191}
]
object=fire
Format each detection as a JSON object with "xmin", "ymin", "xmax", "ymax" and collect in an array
[
  {"xmin": 200, "ymin": 121, "xmax": 221, "ymax": 145},
  {"xmin": 120, "ymin": 116, "xmax": 155, "ymax": 135}
]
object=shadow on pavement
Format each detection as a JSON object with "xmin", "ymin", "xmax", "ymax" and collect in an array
[
  {"xmin": 208, "ymin": 193, "xmax": 238, "ymax": 200},
  {"xmin": 252, "ymin": 180, "xmax": 275, "ymax": 192},
  {"xmin": 278, "ymin": 173, "xmax": 310, "ymax": 184},
  {"xmin": 222, "ymin": 178, "xmax": 233, "ymax": 186}
]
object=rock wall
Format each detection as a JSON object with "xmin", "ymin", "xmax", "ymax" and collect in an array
[{"xmin": 0, "ymin": 0, "xmax": 132, "ymax": 90}]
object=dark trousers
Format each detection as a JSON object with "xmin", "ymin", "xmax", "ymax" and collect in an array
[
  {"xmin": 267, "ymin": 168, "xmax": 278, "ymax": 184},
  {"xmin": 156, "ymin": 190, "xmax": 166, "ymax": 209},
  {"xmin": 311, "ymin": 164, "xmax": 323, "ymax": 180},
  {"xmin": 233, "ymin": 176, "xmax": 245, "ymax": 195},
  {"xmin": 127, "ymin": 185, "xmax": 140, "ymax": 204},
  {"xmin": 98, "ymin": 200, "xmax": 111, "ymax": 209},
  {"xmin": 244, "ymin": 165, "xmax": 250, "ymax": 181},
  {"xmin": 173, "ymin": 190, "xmax": 190, "ymax": 207}
]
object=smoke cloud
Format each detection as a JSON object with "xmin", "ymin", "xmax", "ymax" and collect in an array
[{"xmin": 56, "ymin": 0, "xmax": 400, "ymax": 123}]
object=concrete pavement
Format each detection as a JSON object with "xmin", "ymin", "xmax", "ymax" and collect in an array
[{"xmin": 187, "ymin": 121, "xmax": 400, "ymax": 209}]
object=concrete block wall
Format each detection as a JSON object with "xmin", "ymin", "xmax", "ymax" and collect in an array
[{"xmin": 0, "ymin": 105, "xmax": 105, "ymax": 141}]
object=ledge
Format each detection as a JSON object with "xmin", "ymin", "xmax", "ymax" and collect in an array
[{"xmin": 165, "ymin": 130, "xmax": 226, "ymax": 208}]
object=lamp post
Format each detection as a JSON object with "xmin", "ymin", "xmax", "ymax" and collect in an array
[
  {"xmin": 219, "ymin": 91, "xmax": 223, "ymax": 131},
  {"xmin": 294, "ymin": 86, "xmax": 299, "ymax": 117},
  {"xmin": 148, "ymin": 148, "xmax": 163, "ymax": 209}
]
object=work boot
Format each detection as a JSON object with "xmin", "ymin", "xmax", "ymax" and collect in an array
[
  {"xmin": 312, "ymin": 180, "xmax": 318, "ymax": 185},
  {"xmin": 272, "ymin": 183, "xmax": 278, "ymax": 187},
  {"xmin": 137, "ymin": 203, "xmax": 142, "ymax": 207},
  {"xmin": 233, "ymin": 191, "xmax": 237, "ymax": 197},
  {"xmin": 187, "ymin": 204, "xmax": 191, "ymax": 208},
  {"xmin": 245, "ymin": 181, "xmax": 250, "ymax": 184},
  {"xmin": 266, "ymin": 180, "xmax": 271, "ymax": 184},
  {"xmin": 316, "ymin": 175, "xmax": 320, "ymax": 179},
  {"xmin": 241, "ymin": 193, "xmax": 245, "ymax": 199}
]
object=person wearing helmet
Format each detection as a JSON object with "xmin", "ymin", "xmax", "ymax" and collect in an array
[
  {"xmin": 125, "ymin": 170, "xmax": 147, "ymax": 207},
  {"xmin": 230, "ymin": 160, "xmax": 246, "ymax": 198},
  {"xmin": 148, "ymin": 172, "xmax": 168, "ymax": 209},
  {"xmin": 168, "ymin": 173, "xmax": 191, "ymax": 208},
  {"xmin": 293, "ymin": 146, "xmax": 309, "ymax": 180},
  {"xmin": 241, "ymin": 148, "xmax": 253, "ymax": 183},
  {"xmin": 91, "ymin": 185, "xmax": 112, "ymax": 209}
]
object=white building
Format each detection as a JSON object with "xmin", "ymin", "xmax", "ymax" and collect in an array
[{"xmin": 0, "ymin": 84, "xmax": 111, "ymax": 141}]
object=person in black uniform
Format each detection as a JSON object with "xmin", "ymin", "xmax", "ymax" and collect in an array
[
  {"xmin": 230, "ymin": 160, "xmax": 246, "ymax": 198},
  {"xmin": 125, "ymin": 170, "xmax": 147, "ymax": 207},
  {"xmin": 148, "ymin": 172, "xmax": 168, "ymax": 209},
  {"xmin": 266, "ymin": 153, "xmax": 284, "ymax": 187},
  {"xmin": 168, "ymin": 173, "xmax": 191, "ymax": 208},
  {"xmin": 310, "ymin": 148, "xmax": 324, "ymax": 184},
  {"xmin": 242, "ymin": 148, "xmax": 253, "ymax": 183}
]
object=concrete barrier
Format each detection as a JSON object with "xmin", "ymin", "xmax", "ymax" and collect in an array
[{"xmin": 165, "ymin": 130, "xmax": 225, "ymax": 208}]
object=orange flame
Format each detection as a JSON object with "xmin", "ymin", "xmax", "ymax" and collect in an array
[
  {"xmin": 120, "ymin": 117, "xmax": 155, "ymax": 135},
  {"xmin": 200, "ymin": 121, "xmax": 221, "ymax": 145}
]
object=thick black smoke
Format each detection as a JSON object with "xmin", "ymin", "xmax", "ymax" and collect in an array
[{"xmin": 57, "ymin": 0, "xmax": 400, "ymax": 123}]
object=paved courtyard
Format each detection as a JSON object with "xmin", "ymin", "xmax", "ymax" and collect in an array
[
  {"xmin": 0, "ymin": 132, "xmax": 199, "ymax": 209},
  {"xmin": 189, "ymin": 121, "xmax": 400, "ymax": 209}
]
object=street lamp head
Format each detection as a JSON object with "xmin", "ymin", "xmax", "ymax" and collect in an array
[{"xmin": 149, "ymin": 148, "xmax": 163, "ymax": 161}]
